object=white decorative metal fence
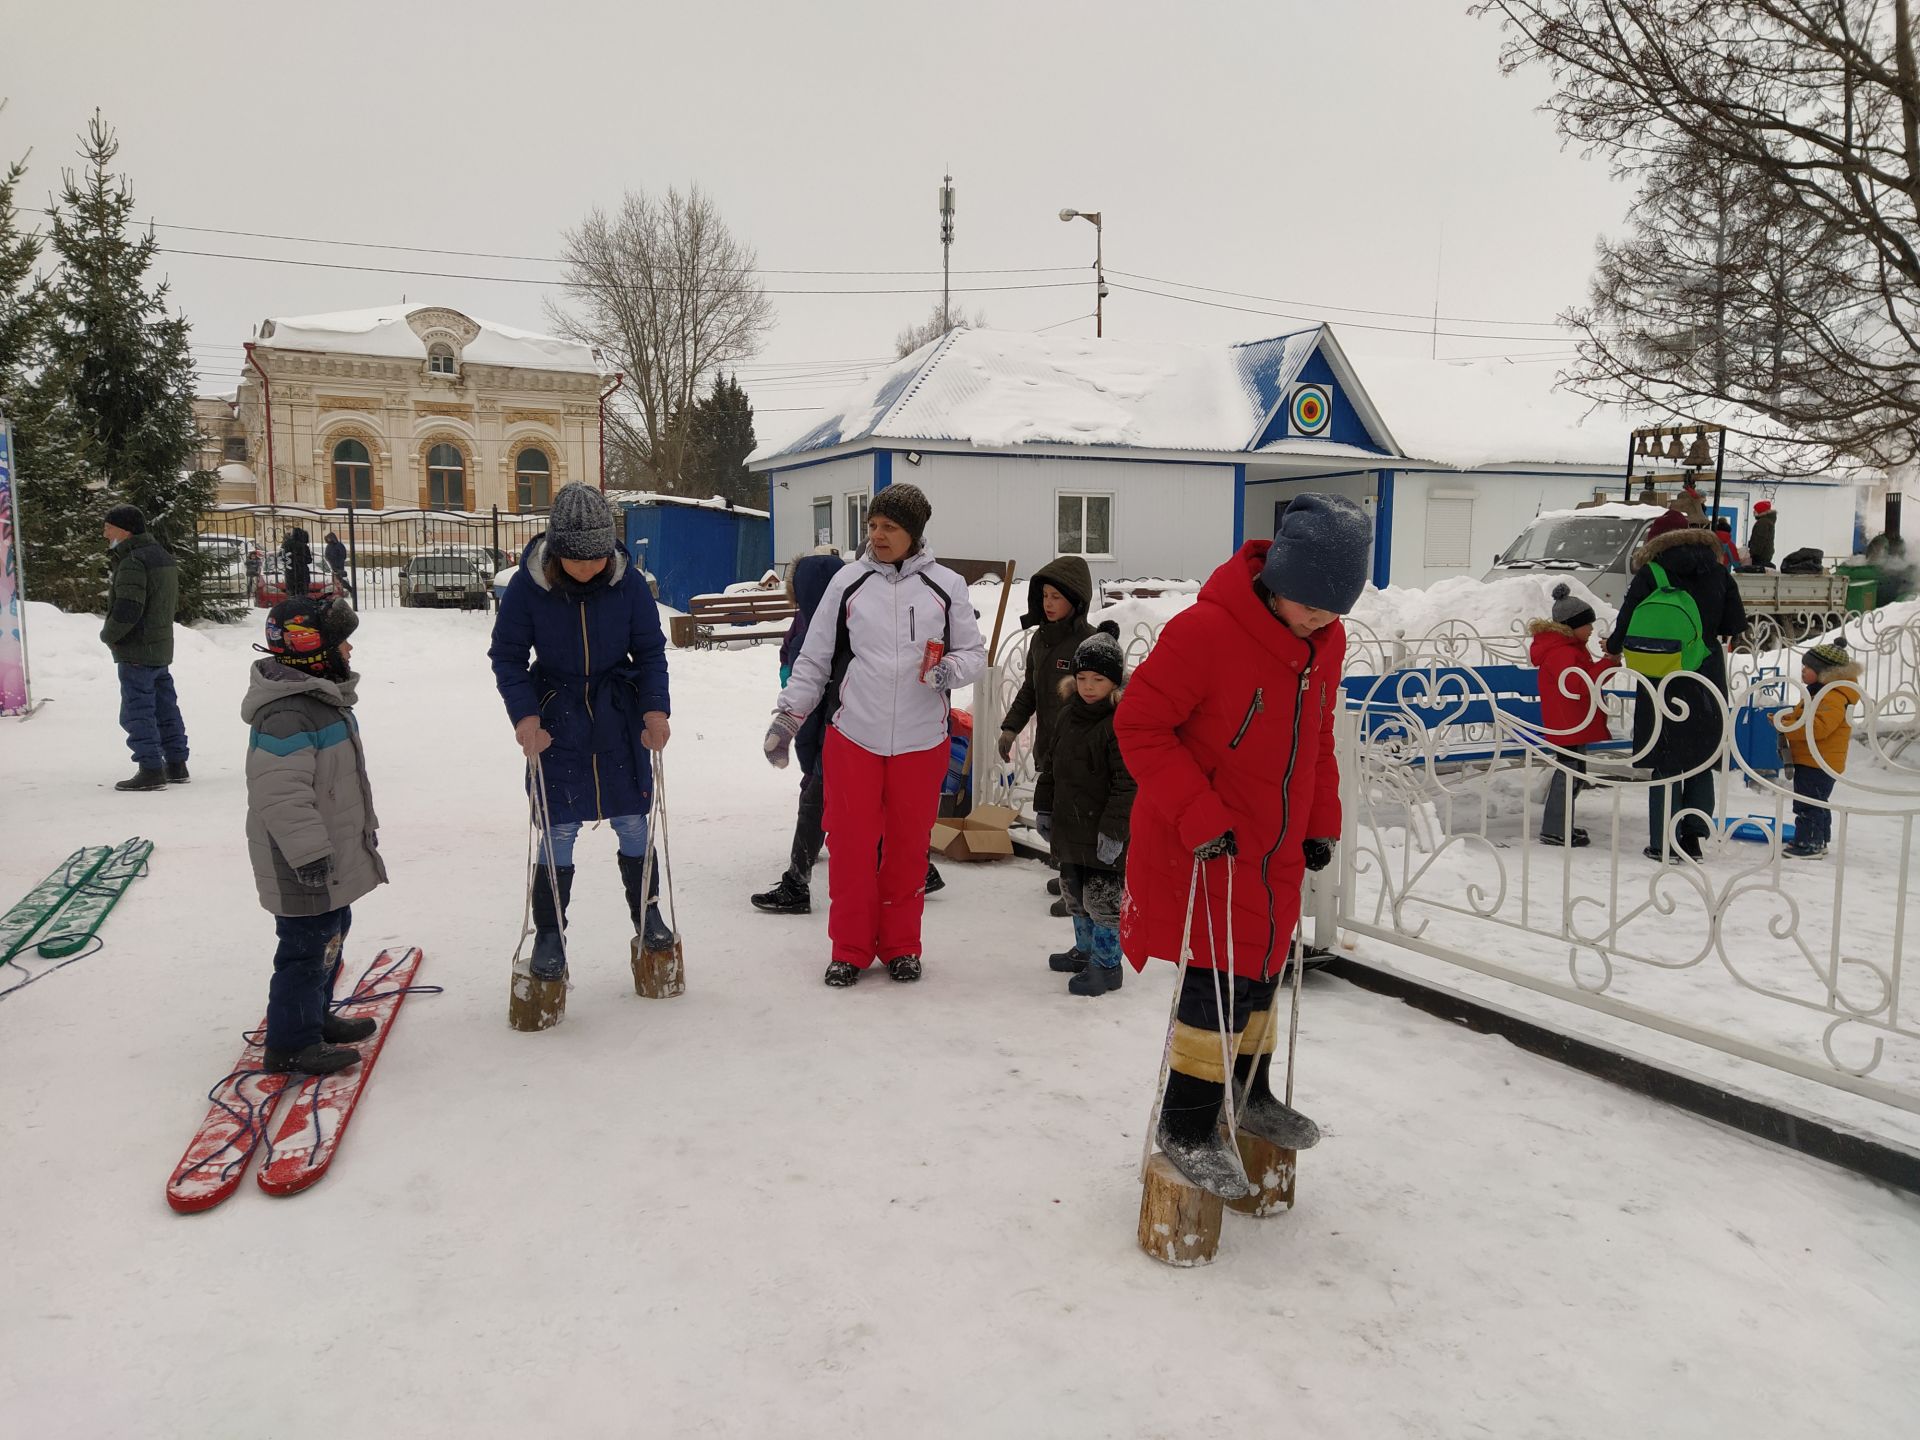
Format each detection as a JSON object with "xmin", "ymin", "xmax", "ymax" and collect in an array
[{"xmin": 977, "ymin": 600, "xmax": 1920, "ymax": 1111}]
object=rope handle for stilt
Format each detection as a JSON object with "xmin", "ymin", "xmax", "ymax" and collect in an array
[
  {"xmin": 638, "ymin": 752, "xmax": 677, "ymax": 938},
  {"xmin": 1139, "ymin": 857, "xmax": 1204, "ymax": 1183},
  {"xmin": 511, "ymin": 753, "xmax": 568, "ymax": 974}
]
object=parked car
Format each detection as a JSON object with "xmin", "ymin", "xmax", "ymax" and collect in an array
[
  {"xmin": 400, "ymin": 554, "xmax": 490, "ymax": 610},
  {"xmin": 255, "ymin": 560, "xmax": 344, "ymax": 608},
  {"xmin": 196, "ymin": 535, "xmax": 259, "ymax": 600}
]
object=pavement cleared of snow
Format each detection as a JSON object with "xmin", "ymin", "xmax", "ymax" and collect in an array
[{"xmin": 2, "ymin": 603, "xmax": 1917, "ymax": 1439}]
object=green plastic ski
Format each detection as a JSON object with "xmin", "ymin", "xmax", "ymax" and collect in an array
[
  {"xmin": 1, "ymin": 848, "xmax": 111, "ymax": 963},
  {"xmin": 35, "ymin": 838, "xmax": 154, "ymax": 959}
]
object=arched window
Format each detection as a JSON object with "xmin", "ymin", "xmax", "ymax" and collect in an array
[
  {"xmin": 428, "ymin": 343, "xmax": 457, "ymax": 376},
  {"xmin": 331, "ymin": 438, "xmax": 373, "ymax": 508},
  {"xmin": 427, "ymin": 443, "xmax": 465, "ymax": 510},
  {"xmin": 515, "ymin": 448, "xmax": 552, "ymax": 510}
]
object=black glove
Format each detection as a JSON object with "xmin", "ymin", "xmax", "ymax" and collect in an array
[
  {"xmin": 1194, "ymin": 832, "xmax": 1237, "ymax": 862},
  {"xmin": 292, "ymin": 856, "xmax": 332, "ymax": 891},
  {"xmin": 1035, "ymin": 811, "xmax": 1053, "ymax": 843},
  {"xmin": 1302, "ymin": 837, "xmax": 1334, "ymax": 872}
]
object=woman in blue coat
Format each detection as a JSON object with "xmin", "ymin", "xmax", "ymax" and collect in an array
[{"xmin": 489, "ymin": 484, "xmax": 672, "ymax": 979}]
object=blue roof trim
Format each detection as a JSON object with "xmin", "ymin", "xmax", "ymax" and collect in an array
[
  {"xmin": 1229, "ymin": 329, "xmax": 1319, "ymax": 424},
  {"xmin": 1252, "ymin": 347, "xmax": 1390, "ymax": 455}
]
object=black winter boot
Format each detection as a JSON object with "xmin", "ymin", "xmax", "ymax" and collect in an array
[
  {"xmin": 924, "ymin": 863, "xmax": 945, "ymax": 896},
  {"xmin": 1068, "ymin": 963, "xmax": 1121, "ymax": 996},
  {"xmin": 323, "ymin": 1013, "xmax": 377, "ymax": 1044},
  {"xmin": 115, "ymin": 767, "xmax": 167, "ymax": 792},
  {"xmin": 886, "ymin": 955, "xmax": 923, "ymax": 983},
  {"xmin": 617, "ymin": 852, "xmax": 675, "ymax": 951},
  {"xmin": 1156, "ymin": 1071, "xmax": 1253, "ymax": 1200},
  {"xmin": 529, "ymin": 864, "xmax": 574, "ymax": 981},
  {"xmin": 824, "ymin": 960, "xmax": 861, "ymax": 987},
  {"xmin": 262, "ymin": 1042, "xmax": 361, "ymax": 1076},
  {"xmin": 751, "ymin": 872, "xmax": 811, "ymax": 915},
  {"xmin": 164, "ymin": 761, "xmax": 191, "ymax": 783},
  {"xmin": 1233, "ymin": 1052, "xmax": 1321, "ymax": 1149},
  {"xmin": 1048, "ymin": 947, "xmax": 1090, "ymax": 974}
]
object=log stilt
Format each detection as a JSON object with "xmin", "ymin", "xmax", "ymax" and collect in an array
[
  {"xmin": 508, "ymin": 969, "xmax": 566, "ymax": 1031},
  {"xmin": 1226, "ymin": 1133, "xmax": 1297, "ymax": 1217},
  {"xmin": 1137, "ymin": 1152, "xmax": 1223, "ymax": 1267},
  {"xmin": 631, "ymin": 936, "xmax": 685, "ymax": 999}
]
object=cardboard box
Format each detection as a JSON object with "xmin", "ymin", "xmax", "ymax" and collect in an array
[{"xmin": 929, "ymin": 803, "xmax": 1019, "ymax": 862}]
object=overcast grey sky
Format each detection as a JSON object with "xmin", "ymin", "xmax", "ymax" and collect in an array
[{"xmin": 7, "ymin": 0, "xmax": 1626, "ymax": 444}]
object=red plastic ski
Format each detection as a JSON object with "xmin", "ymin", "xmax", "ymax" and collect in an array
[
  {"xmin": 256, "ymin": 946, "xmax": 424, "ymax": 1197},
  {"xmin": 165, "ymin": 1024, "xmax": 294, "ymax": 1214}
]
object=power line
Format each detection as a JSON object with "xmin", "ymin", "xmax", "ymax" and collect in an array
[
  {"xmin": 1106, "ymin": 280, "xmax": 1580, "ymax": 343},
  {"xmin": 137, "ymin": 217, "xmax": 1084, "ymax": 277},
  {"xmin": 154, "ymin": 245, "xmax": 1088, "ymax": 297},
  {"xmin": 1107, "ymin": 269, "xmax": 1574, "ymax": 331}
]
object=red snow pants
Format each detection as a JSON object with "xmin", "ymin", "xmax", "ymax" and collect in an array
[{"xmin": 822, "ymin": 726, "xmax": 949, "ymax": 968}]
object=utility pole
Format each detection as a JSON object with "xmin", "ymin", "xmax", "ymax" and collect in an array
[
  {"xmin": 1059, "ymin": 208, "xmax": 1107, "ymax": 336},
  {"xmin": 939, "ymin": 172, "xmax": 956, "ymax": 332}
]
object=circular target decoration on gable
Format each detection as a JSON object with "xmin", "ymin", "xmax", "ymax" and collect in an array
[{"xmin": 1288, "ymin": 382, "xmax": 1333, "ymax": 438}]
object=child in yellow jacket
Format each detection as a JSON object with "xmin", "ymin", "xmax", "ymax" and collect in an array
[{"xmin": 1775, "ymin": 641, "xmax": 1862, "ymax": 858}]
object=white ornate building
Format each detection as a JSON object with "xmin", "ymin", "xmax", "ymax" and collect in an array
[{"xmin": 220, "ymin": 304, "xmax": 610, "ymax": 512}]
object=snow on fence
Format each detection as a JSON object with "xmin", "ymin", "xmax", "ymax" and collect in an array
[{"xmin": 975, "ymin": 606, "xmax": 1920, "ymax": 1113}]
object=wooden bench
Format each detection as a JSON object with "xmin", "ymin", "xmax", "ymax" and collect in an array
[{"xmin": 676, "ymin": 591, "xmax": 798, "ymax": 649}]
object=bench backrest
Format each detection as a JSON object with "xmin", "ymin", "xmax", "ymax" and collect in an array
[{"xmin": 689, "ymin": 592, "xmax": 797, "ymax": 624}]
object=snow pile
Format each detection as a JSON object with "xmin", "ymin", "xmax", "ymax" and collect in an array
[{"xmin": 1350, "ymin": 574, "xmax": 1615, "ymax": 648}]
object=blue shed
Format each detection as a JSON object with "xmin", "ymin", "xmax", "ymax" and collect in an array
[{"xmin": 618, "ymin": 494, "xmax": 773, "ymax": 613}]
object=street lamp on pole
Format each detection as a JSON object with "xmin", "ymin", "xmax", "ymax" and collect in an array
[{"xmin": 1059, "ymin": 208, "xmax": 1107, "ymax": 337}]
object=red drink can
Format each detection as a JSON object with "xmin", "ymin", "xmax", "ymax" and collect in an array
[{"xmin": 919, "ymin": 640, "xmax": 946, "ymax": 680}]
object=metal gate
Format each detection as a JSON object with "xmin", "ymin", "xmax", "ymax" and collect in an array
[{"xmin": 197, "ymin": 505, "xmax": 551, "ymax": 611}]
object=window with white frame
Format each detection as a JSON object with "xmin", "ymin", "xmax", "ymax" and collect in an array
[
  {"xmin": 428, "ymin": 343, "xmax": 457, "ymax": 376},
  {"xmin": 1056, "ymin": 492, "xmax": 1113, "ymax": 558},
  {"xmin": 1423, "ymin": 495, "xmax": 1476, "ymax": 568},
  {"xmin": 845, "ymin": 493, "xmax": 865, "ymax": 553},
  {"xmin": 812, "ymin": 498, "xmax": 833, "ymax": 547}
]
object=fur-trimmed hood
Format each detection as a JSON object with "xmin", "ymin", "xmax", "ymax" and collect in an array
[
  {"xmin": 1527, "ymin": 619, "xmax": 1587, "ymax": 640},
  {"xmin": 1631, "ymin": 525, "xmax": 1721, "ymax": 575},
  {"xmin": 1809, "ymin": 662, "xmax": 1864, "ymax": 687}
]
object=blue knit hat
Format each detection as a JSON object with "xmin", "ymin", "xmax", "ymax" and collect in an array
[{"xmin": 1261, "ymin": 493, "xmax": 1371, "ymax": 613}]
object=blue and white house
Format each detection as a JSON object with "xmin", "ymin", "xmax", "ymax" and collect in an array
[{"xmin": 749, "ymin": 327, "xmax": 1869, "ymax": 587}]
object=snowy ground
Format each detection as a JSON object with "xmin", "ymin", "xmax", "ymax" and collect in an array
[{"xmin": 3, "ymin": 603, "xmax": 1919, "ymax": 1439}]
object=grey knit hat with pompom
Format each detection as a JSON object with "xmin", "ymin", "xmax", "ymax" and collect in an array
[
  {"xmin": 1072, "ymin": 621, "xmax": 1125, "ymax": 687},
  {"xmin": 1551, "ymin": 582, "xmax": 1596, "ymax": 630},
  {"xmin": 547, "ymin": 483, "xmax": 619, "ymax": 560}
]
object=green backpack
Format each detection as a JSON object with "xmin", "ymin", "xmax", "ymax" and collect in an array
[{"xmin": 1622, "ymin": 560, "xmax": 1710, "ymax": 677}]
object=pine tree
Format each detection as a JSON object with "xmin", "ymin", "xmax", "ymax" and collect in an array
[
  {"xmin": 681, "ymin": 373, "xmax": 759, "ymax": 508},
  {"xmin": 21, "ymin": 113, "xmax": 219, "ymax": 617}
]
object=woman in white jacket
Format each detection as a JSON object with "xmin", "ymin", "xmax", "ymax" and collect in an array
[{"xmin": 764, "ymin": 483, "xmax": 986, "ymax": 986}]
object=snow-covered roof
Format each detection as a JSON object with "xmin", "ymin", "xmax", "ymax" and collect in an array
[
  {"xmin": 256, "ymin": 304, "xmax": 603, "ymax": 375},
  {"xmin": 753, "ymin": 326, "xmax": 1400, "ymax": 464},
  {"xmin": 606, "ymin": 489, "xmax": 770, "ymax": 520}
]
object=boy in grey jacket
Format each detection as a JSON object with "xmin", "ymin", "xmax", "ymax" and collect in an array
[{"xmin": 243, "ymin": 598, "xmax": 388, "ymax": 1074}]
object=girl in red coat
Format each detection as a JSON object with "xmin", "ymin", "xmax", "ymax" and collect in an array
[
  {"xmin": 1115, "ymin": 494, "xmax": 1371, "ymax": 1199},
  {"xmin": 1527, "ymin": 583, "xmax": 1615, "ymax": 847}
]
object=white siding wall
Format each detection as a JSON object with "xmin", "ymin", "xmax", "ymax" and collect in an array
[
  {"xmin": 901, "ymin": 452, "xmax": 1237, "ymax": 583},
  {"xmin": 768, "ymin": 454, "xmax": 876, "ymax": 569}
]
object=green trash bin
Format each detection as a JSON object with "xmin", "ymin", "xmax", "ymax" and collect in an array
[{"xmin": 1835, "ymin": 563, "xmax": 1878, "ymax": 612}]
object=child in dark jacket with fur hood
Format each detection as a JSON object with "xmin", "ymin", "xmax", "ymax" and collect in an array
[{"xmin": 1034, "ymin": 621, "xmax": 1136, "ymax": 996}]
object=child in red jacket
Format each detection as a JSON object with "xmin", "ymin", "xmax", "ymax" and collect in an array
[
  {"xmin": 1115, "ymin": 494, "xmax": 1371, "ymax": 1200},
  {"xmin": 1527, "ymin": 583, "xmax": 1614, "ymax": 847}
]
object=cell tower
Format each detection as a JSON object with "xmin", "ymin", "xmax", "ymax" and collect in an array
[{"xmin": 939, "ymin": 172, "xmax": 956, "ymax": 332}]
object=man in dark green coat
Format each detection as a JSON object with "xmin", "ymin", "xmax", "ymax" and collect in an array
[{"xmin": 101, "ymin": 504, "xmax": 191, "ymax": 791}]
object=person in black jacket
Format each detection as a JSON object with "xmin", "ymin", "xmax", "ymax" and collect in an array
[
  {"xmin": 751, "ymin": 550, "xmax": 846, "ymax": 914},
  {"xmin": 282, "ymin": 528, "xmax": 313, "ymax": 599},
  {"xmin": 1747, "ymin": 502, "xmax": 1777, "ymax": 571},
  {"xmin": 1037, "ymin": 622, "xmax": 1136, "ymax": 996},
  {"xmin": 323, "ymin": 531, "xmax": 353, "ymax": 600},
  {"xmin": 100, "ymin": 504, "xmax": 191, "ymax": 791},
  {"xmin": 1605, "ymin": 510, "xmax": 1747, "ymax": 861}
]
